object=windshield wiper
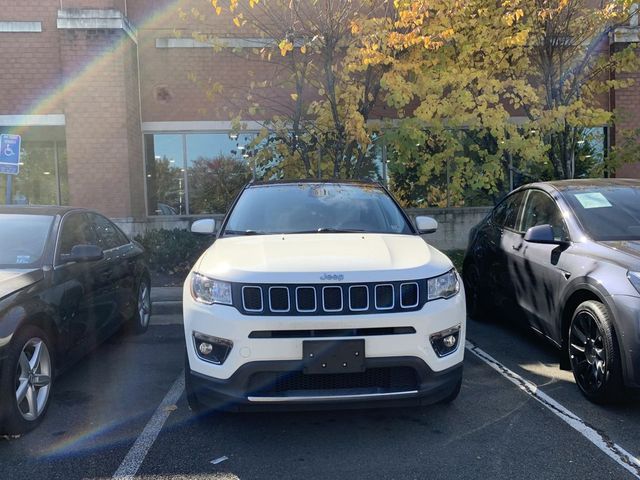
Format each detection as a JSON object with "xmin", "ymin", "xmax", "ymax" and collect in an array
[
  {"xmin": 287, "ymin": 228, "xmax": 367, "ymax": 234},
  {"xmin": 223, "ymin": 229, "xmax": 264, "ymax": 236}
]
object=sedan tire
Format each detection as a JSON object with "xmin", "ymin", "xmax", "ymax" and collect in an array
[
  {"xmin": 568, "ymin": 301, "xmax": 623, "ymax": 404},
  {"xmin": 130, "ymin": 277, "xmax": 151, "ymax": 335},
  {"xmin": 0, "ymin": 325, "xmax": 54, "ymax": 435}
]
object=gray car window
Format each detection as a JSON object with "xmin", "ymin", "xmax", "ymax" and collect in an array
[{"xmin": 521, "ymin": 190, "xmax": 568, "ymax": 241}]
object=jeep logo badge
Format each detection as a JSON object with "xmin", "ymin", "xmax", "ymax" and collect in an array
[{"xmin": 320, "ymin": 273, "xmax": 344, "ymax": 281}]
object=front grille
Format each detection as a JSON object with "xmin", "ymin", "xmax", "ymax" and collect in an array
[
  {"xmin": 235, "ymin": 280, "xmax": 428, "ymax": 316},
  {"xmin": 248, "ymin": 367, "xmax": 418, "ymax": 396}
]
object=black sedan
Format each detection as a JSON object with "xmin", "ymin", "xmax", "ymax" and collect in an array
[
  {"xmin": 464, "ymin": 179, "xmax": 640, "ymax": 403},
  {"xmin": 0, "ymin": 206, "xmax": 150, "ymax": 434}
]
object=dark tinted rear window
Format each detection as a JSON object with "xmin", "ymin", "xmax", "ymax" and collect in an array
[{"xmin": 563, "ymin": 186, "xmax": 640, "ymax": 241}]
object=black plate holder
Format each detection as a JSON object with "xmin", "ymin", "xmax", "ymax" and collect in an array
[{"xmin": 302, "ymin": 339, "xmax": 365, "ymax": 374}]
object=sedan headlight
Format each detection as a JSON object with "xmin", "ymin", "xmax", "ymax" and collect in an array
[
  {"xmin": 628, "ymin": 272, "xmax": 640, "ymax": 295},
  {"xmin": 428, "ymin": 269, "xmax": 460, "ymax": 301},
  {"xmin": 191, "ymin": 273, "xmax": 233, "ymax": 305}
]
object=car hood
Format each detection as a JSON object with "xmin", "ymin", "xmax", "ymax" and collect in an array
[
  {"xmin": 599, "ymin": 240, "xmax": 640, "ymax": 267},
  {"xmin": 195, "ymin": 233, "xmax": 453, "ymax": 283},
  {"xmin": 0, "ymin": 268, "xmax": 43, "ymax": 301}
]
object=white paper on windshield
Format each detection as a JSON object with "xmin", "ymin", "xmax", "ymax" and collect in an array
[{"xmin": 574, "ymin": 192, "xmax": 612, "ymax": 209}]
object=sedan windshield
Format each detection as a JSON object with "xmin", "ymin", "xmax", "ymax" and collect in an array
[
  {"xmin": 223, "ymin": 183, "xmax": 414, "ymax": 235},
  {"xmin": 0, "ymin": 214, "xmax": 54, "ymax": 267},
  {"xmin": 563, "ymin": 186, "xmax": 640, "ymax": 241}
]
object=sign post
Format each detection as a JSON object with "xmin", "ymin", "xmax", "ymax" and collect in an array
[{"xmin": 0, "ymin": 134, "xmax": 22, "ymax": 204}]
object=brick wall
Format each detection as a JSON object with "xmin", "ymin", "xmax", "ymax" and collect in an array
[
  {"xmin": 0, "ymin": 0, "xmax": 63, "ymax": 115},
  {"xmin": 59, "ymin": 28, "xmax": 143, "ymax": 218},
  {"xmin": 613, "ymin": 46, "xmax": 640, "ymax": 178}
]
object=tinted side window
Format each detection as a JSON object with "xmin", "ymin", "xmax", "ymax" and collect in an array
[
  {"xmin": 90, "ymin": 214, "xmax": 129, "ymax": 250},
  {"xmin": 521, "ymin": 191, "xmax": 568, "ymax": 241},
  {"xmin": 492, "ymin": 200, "xmax": 509, "ymax": 227},
  {"xmin": 503, "ymin": 192, "xmax": 525, "ymax": 231},
  {"xmin": 58, "ymin": 213, "xmax": 98, "ymax": 256}
]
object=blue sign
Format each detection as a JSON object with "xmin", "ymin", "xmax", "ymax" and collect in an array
[{"xmin": 0, "ymin": 134, "xmax": 21, "ymax": 175}]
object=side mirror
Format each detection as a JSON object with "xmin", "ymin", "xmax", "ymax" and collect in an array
[
  {"xmin": 61, "ymin": 244, "xmax": 104, "ymax": 263},
  {"xmin": 191, "ymin": 219, "xmax": 216, "ymax": 234},
  {"xmin": 524, "ymin": 224, "xmax": 560, "ymax": 244},
  {"xmin": 415, "ymin": 216, "xmax": 438, "ymax": 234}
]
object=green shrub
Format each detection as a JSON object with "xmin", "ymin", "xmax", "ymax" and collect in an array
[{"xmin": 134, "ymin": 229, "xmax": 212, "ymax": 278}]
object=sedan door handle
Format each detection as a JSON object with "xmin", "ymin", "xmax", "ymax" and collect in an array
[{"xmin": 512, "ymin": 243, "xmax": 522, "ymax": 251}]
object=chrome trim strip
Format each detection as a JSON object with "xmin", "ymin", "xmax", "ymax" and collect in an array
[
  {"xmin": 295, "ymin": 286, "xmax": 317, "ymax": 312},
  {"xmin": 374, "ymin": 284, "xmax": 395, "ymax": 310},
  {"xmin": 400, "ymin": 282, "xmax": 420, "ymax": 308},
  {"xmin": 322, "ymin": 286, "xmax": 343, "ymax": 312},
  {"xmin": 242, "ymin": 286, "xmax": 263, "ymax": 312},
  {"xmin": 248, "ymin": 390, "xmax": 419, "ymax": 403},
  {"xmin": 268, "ymin": 286, "xmax": 290, "ymax": 312},
  {"xmin": 348, "ymin": 285, "xmax": 369, "ymax": 311}
]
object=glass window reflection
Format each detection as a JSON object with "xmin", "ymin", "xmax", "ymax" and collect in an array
[{"xmin": 145, "ymin": 134, "xmax": 186, "ymax": 215}]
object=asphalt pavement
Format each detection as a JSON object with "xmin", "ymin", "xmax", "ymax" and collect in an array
[{"xmin": 1, "ymin": 301, "xmax": 639, "ymax": 479}]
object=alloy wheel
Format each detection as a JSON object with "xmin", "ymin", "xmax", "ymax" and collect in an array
[
  {"xmin": 15, "ymin": 338, "xmax": 52, "ymax": 422},
  {"xmin": 138, "ymin": 282, "xmax": 151, "ymax": 329},
  {"xmin": 569, "ymin": 311, "xmax": 607, "ymax": 394}
]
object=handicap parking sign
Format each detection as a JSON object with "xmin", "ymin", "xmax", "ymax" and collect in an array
[{"xmin": 0, "ymin": 134, "xmax": 21, "ymax": 175}]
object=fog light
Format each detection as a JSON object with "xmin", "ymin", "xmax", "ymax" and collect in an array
[
  {"xmin": 443, "ymin": 335, "xmax": 457, "ymax": 348},
  {"xmin": 193, "ymin": 332, "xmax": 233, "ymax": 365},
  {"xmin": 430, "ymin": 326, "xmax": 461, "ymax": 357},
  {"xmin": 199, "ymin": 342, "xmax": 213, "ymax": 355}
]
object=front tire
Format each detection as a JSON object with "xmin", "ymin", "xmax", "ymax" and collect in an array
[
  {"xmin": 568, "ymin": 301, "xmax": 623, "ymax": 404},
  {"xmin": 0, "ymin": 325, "xmax": 54, "ymax": 435}
]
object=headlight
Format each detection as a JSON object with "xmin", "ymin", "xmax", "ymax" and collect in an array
[
  {"xmin": 628, "ymin": 272, "xmax": 640, "ymax": 295},
  {"xmin": 428, "ymin": 269, "xmax": 460, "ymax": 301},
  {"xmin": 191, "ymin": 273, "xmax": 233, "ymax": 305}
]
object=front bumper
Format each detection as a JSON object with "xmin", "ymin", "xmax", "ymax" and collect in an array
[
  {"xmin": 187, "ymin": 357, "xmax": 463, "ymax": 411},
  {"xmin": 183, "ymin": 283, "xmax": 465, "ymax": 407}
]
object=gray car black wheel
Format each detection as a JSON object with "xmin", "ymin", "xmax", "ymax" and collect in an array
[
  {"xmin": 0, "ymin": 325, "xmax": 54, "ymax": 435},
  {"xmin": 569, "ymin": 300, "xmax": 623, "ymax": 404}
]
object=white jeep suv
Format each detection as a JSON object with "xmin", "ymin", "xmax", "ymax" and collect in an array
[{"xmin": 183, "ymin": 181, "xmax": 465, "ymax": 411}]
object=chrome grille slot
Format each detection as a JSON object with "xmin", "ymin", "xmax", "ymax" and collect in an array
[
  {"xmin": 375, "ymin": 284, "xmax": 394, "ymax": 310},
  {"xmin": 322, "ymin": 286, "xmax": 343, "ymax": 312},
  {"xmin": 269, "ymin": 286, "xmax": 290, "ymax": 312},
  {"xmin": 349, "ymin": 285, "xmax": 369, "ymax": 311},
  {"xmin": 242, "ymin": 286, "xmax": 263, "ymax": 312},
  {"xmin": 400, "ymin": 282, "xmax": 419, "ymax": 308},
  {"xmin": 296, "ymin": 286, "xmax": 316, "ymax": 312}
]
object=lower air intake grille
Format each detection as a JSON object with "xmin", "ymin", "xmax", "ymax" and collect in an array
[{"xmin": 248, "ymin": 367, "xmax": 418, "ymax": 396}]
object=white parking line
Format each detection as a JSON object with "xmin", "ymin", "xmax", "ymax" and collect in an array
[
  {"xmin": 112, "ymin": 371, "xmax": 185, "ymax": 480},
  {"xmin": 466, "ymin": 341, "xmax": 640, "ymax": 479}
]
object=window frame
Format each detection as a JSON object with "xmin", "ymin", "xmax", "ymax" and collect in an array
[
  {"xmin": 54, "ymin": 211, "xmax": 98, "ymax": 266},
  {"xmin": 519, "ymin": 188, "xmax": 571, "ymax": 242},
  {"xmin": 492, "ymin": 190, "xmax": 527, "ymax": 233}
]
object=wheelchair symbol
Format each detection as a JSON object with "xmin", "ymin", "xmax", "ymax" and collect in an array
[{"xmin": 4, "ymin": 144, "xmax": 14, "ymax": 157}]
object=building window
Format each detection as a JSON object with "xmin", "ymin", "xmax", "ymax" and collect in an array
[
  {"xmin": 144, "ymin": 132, "xmax": 253, "ymax": 216},
  {"xmin": 0, "ymin": 139, "xmax": 69, "ymax": 206}
]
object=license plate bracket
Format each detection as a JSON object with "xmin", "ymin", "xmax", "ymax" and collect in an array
[{"xmin": 302, "ymin": 339, "xmax": 365, "ymax": 374}]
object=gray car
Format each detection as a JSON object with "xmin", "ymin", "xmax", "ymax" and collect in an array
[{"xmin": 463, "ymin": 179, "xmax": 640, "ymax": 403}]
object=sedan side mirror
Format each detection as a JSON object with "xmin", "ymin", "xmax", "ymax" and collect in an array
[
  {"xmin": 524, "ymin": 224, "xmax": 561, "ymax": 244},
  {"xmin": 61, "ymin": 244, "xmax": 104, "ymax": 263},
  {"xmin": 191, "ymin": 219, "xmax": 216, "ymax": 234},
  {"xmin": 415, "ymin": 216, "xmax": 438, "ymax": 234}
]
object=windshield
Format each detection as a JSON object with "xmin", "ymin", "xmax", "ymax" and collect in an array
[
  {"xmin": 563, "ymin": 186, "xmax": 640, "ymax": 241},
  {"xmin": 0, "ymin": 214, "xmax": 54, "ymax": 268},
  {"xmin": 223, "ymin": 183, "xmax": 414, "ymax": 235}
]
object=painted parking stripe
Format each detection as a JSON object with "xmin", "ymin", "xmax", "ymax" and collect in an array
[
  {"xmin": 112, "ymin": 371, "xmax": 185, "ymax": 479},
  {"xmin": 466, "ymin": 341, "xmax": 640, "ymax": 479}
]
